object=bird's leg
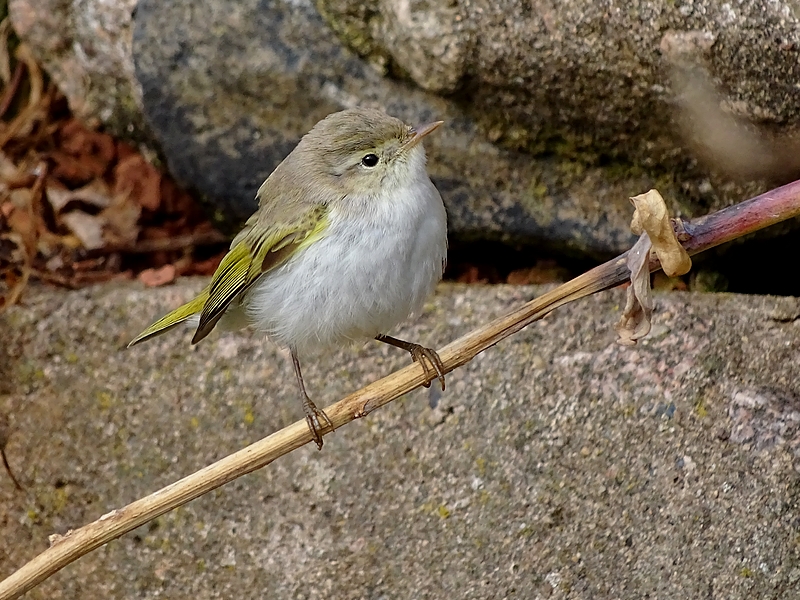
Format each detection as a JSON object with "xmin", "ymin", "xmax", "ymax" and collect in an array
[
  {"xmin": 375, "ymin": 334, "xmax": 446, "ymax": 391},
  {"xmin": 291, "ymin": 350, "xmax": 333, "ymax": 450}
]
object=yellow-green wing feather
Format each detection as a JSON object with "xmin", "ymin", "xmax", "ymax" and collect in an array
[
  {"xmin": 190, "ymin": 242, "xmax": 252, "ymax": 342},
  {"xmin": 127, "ymin": 288, "xmax": 210, "ymax": 347},
  {"xmin": 128, "ymin": 154, "xmax": 330, "ymax": 351},
  {"xmin": 191, "ymin": 205, "xmax": 328, "ymax": 344}
]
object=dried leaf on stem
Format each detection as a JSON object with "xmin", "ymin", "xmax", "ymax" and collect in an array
[{"xmin": 616, "ymin": 189, "xmax": 693, "ymax": 345}]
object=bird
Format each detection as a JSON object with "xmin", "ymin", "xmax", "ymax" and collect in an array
[{"xmin": 128, "ymin": 108, "xmax": 448, "ymax": 448}]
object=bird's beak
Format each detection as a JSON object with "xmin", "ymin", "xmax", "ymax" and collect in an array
[{"xmin": 404, "ymin": 120, "xmax": 444, "ymax": 150}]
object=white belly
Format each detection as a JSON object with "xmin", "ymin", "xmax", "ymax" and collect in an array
[{"xmin": 242, "ymin": 178, "xmax": 447, "ymax": 355}]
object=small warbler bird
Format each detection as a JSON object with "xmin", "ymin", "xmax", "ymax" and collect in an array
[{"xmin": 129, "ymin": 108, "xmax": 448, "ymax": 448}]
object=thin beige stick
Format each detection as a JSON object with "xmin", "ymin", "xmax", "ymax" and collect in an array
[{"xmin": 3, "ymin": 178, "xmax": 800, "ymax": 599}]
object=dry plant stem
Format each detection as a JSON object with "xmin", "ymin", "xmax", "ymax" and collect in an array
[
  {"xmin": 2, "ymin": 179, "xmax": 800, "ymax": 600},
  {"xmin": 0, "ymin": 61, "xmax": 25, "ymax": 120},
  {"xmin": 0, "ymin": 45, "xmax": 44, "ymax": 148},
  {"xmin": 679, "ymin": 178, "xmax": 800, "ymax": 253}
]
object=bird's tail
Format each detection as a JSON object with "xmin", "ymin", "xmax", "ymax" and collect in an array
[{"xmin": 128, "ymin": 288, "xmax": 209, "ymax": 347}]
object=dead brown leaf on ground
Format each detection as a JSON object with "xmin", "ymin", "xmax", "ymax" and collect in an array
[
  {"xmin": 138, "ymin": 264, "xmax": 177, "ymax": 287},
  {"xmin": 0, "ymin": 36, "xmax": 226, "ymax": 311},
  {"xmin": 114, "ymin": 153, "xmax": 161, "ymax": 211}
]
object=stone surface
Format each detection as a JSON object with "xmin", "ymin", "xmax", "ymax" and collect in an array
[
  {"xmin": 318, "ymin": 0, "xmax": 800, "ymax": 175},
  {"xmin": 2, "ymin": 281, "xmax": 800, "ymax": 598},
  {"xmin": 132, "ymin": 0, "xmax": 642, "ymax": 255},
  {"xmin": 8, "ymin": 0, "xmax": 148, "ymax": 141}
]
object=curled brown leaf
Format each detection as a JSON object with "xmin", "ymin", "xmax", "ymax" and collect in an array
[
  {"xmin": 630, "ymin": 189, "xmax": 692, "ymax": 277},
  {"xmin": 61, "ymin": 211, "xmax": 105, "ymax": 250},
  {"xmin": 615, "ymin": 234, "xmax": 654, "ymax": 346},
  {"xmin": 46, "ymin": 178, "xmax": 112, "ymax": 213},
  {"xmin": 616, "ymin": 189, "xmax": 692, "ymax": 345},
  {"xmin": 113, "ymin": 154, "xmax": 162, "ymax": 212}
]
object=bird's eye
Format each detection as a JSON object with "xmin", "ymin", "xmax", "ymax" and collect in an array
[{"xmin": 361, "ymin": 153, "xmax": 379, "ymax": 167}]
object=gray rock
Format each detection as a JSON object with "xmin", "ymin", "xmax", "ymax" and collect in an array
[
  {"xmin": 2, "ymin": 281, "xmax": 800, "ymax": 598},
  {"xmin": 8, "ymin": 0, "xmax": 148, "ymax": 141},
  {"xmin": 132, "ymin": 0, "xmax": 644, "ymax": 254},
  {"xmin": 318, "ymin": 0, "xmax": 800, "ymax": 175}
]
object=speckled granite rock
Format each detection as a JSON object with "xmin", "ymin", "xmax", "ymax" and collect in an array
[
  {"xmin": 317, "ymin": 0, "xmax": 800, "ymax": 171},
  {"xmin": 1, "ymin": 281, "xmax": 800, "ymax": 598}
]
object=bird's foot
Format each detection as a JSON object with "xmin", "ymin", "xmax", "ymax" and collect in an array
[
  {"xmin": 302, "ymin": 396, "xmax": 333, "ymax": 450},
  {"xmin": 375, "ymin": 334, "xmax": 446, "ymax": 391},
  {"xmin": 407, "ymin": 343, "xmax": 446, "ymax": 391}
]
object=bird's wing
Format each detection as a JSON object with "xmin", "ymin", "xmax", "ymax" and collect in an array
[
  {"xmin": 127, "ymin": 288, "xmax": 210, "ymax": 347},
  {"xmin": 191, "ymin": 203, "xmax": 328, "ymax": 344}
]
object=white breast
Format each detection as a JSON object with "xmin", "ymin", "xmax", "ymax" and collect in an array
[{"xmin": 243, "ymin": 165, "xmax": 447, "ymax": 356}]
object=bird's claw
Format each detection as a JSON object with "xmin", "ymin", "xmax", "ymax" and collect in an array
[
  {"xmin": 303, "ymin": 399, "xmax": 333, "ymax": 450},
  {"xmin": 409, "ymin": 344, "xmax": 446, "ymax": 391}
]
